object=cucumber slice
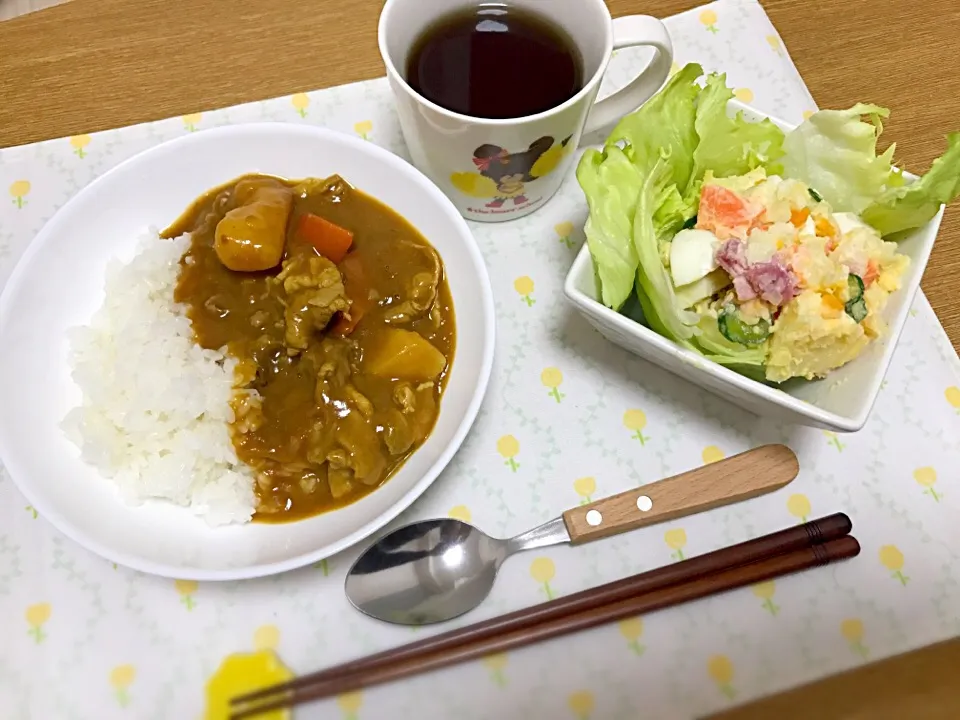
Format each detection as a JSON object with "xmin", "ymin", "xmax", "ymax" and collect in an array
[
  {"xmin": 846, "ymin": 274, "xmax": 864, "ymax": 303},
  {"xmin": 808, "ymin": 187, "xmax": 823, "ymax": 203},
  {"xmin": 682, "ymin": 215, "xmax": 698, "ymax": 230},
  {"xmin": 845, "ymin": 274, "xmax": 867, "ymax": 322},
  {"xmin": 846, "ymin": 298, "xmax": 868, "ymax": 323},
  {"xmin": 718, "ymin": 307, "xmax": 770, "ymax": 346}
]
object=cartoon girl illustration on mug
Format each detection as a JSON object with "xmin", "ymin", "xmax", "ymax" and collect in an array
[{"xmin": 450, "ymin": 135, "xmax": 572, "ymax": 209}]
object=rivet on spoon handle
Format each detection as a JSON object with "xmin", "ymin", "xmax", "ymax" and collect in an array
[{"xmin": 561, "ymin": 444, "xmax": 799, "ymax": 544}]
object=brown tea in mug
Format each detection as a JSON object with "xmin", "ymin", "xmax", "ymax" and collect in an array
[{"xmin": 406, "ymin": 4, "xmax": 584, "ymax": 119}]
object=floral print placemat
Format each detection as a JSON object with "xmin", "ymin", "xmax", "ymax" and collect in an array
[{"xmin": 1, "ymin": 1, "xmax": 959, "ymax": 718}]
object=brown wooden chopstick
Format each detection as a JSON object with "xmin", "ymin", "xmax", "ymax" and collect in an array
[
  {"xmin": 250, "ymin": 535, "xmax": 859, "ymax": 718},
  {"xmin": 234, "ymin": 535, "xmax": 860, "ymax": 717},
  {"xmin": 231, "ymin": 514, "xmax": 854, "ymax": 718},
  {"xmin": 234, "ymin": 513, "xmax": 850, "ymax": 707}
]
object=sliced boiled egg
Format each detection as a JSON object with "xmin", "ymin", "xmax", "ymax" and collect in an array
[
  {"xmin": 674, "ymin": 268, "xmax": 731, "ymax": 309},
  {"xmin": 833, "ymin": 212, "xmax": 871, "ymax": 237},
  {"xmin": 669, "ymin": 228, "xmax": 721, "ymax": 287}
]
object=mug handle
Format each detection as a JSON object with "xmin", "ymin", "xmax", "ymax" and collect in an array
[{"xmin": 583, "ymin": 15, "xmax": 674, "ymax": 136}]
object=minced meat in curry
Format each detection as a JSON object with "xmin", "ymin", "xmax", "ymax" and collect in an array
[{"xmin": 162, "ymin": 174, "xmax": 455, "ymax": 522}]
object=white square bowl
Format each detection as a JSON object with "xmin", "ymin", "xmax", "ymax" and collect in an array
[{"xmin": 563, "ymin": 100, "xmax": 944, "ymax": 432}]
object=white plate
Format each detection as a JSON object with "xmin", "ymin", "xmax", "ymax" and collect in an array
[
  {"xmin": 0, "ymin": 124, "xmax": 495, "ymax": 580},
  {"xmin": 564, "ymin": 101, "xmax": 943, "ymax": 432}
]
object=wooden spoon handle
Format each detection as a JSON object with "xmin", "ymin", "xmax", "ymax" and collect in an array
[{"xmin": 562, "ymin": 444, "xmax": 799, "ymax": 544}]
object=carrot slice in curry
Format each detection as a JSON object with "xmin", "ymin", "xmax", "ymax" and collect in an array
[
  {"xmin": 330, "ymin": 252, "xmax": 371, "ymax": 336},
  {"xmin": 298, "ymin": 213, "xmax": 354, "ymax": 263}
]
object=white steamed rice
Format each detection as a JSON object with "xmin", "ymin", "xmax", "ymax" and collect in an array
[{"xmin": 61, "ymin": 230, "xmax": 256, "ymax": 526}]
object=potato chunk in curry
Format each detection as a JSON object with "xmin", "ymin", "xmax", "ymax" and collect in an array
[
  {"xmin": 163, "ymin": 173, "xmax": 455, "ymax": 522},
  {"xmin": 214, "ymin": 178, "xmax": 294, "ymax": 271},
  {"xmin": 365, "ymin": 328, "xmax": 447, "ymax": 381}
]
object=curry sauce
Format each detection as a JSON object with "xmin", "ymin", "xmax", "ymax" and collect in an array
[{"xmin": 163, "ymin": 174, "xmax": 455, "ymax": 522}]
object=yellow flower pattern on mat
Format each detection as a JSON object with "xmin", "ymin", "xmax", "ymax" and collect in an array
[
  {"xmin": 555, "ymin": 221, "xmax": 575, "ymax": 248},
  {"xmin": 623, "ymin": 409, "xmax": 649, "ymax": 445},
  {"xmin": 9, "ymin": 180, "xmax": 30, "ymax": 209},
  {"xmin": 24, "ymin": 505, "xmax": 37, "ymax": 519},
  {"xmin": 619, "ymin": 617, "xmax": 645, "ymax": 656},
  {"xmin": 752, "ymin": 581, "xmax": 779, "ymax": 615},
  {"xmin": 568, "ymin": 690, "xmax": 595, "ymax": 719},
  {"xmin": 879, "ymin": 545, "xmax": 908, "ymax": 585},
  {"xmin": 708, "ymin": 655, "xmax": 736, "ymax": 699},
  {"xmin": 530, "ymin": 557, "xmax": 556, "ymax": 600},
  {"xmin": 338, "ymin": 690, "xmax": 363, "ymax": 720},
  {"xmin": 734, "ymin": 88, "xmax": 754, "ymax": 104},
  {"xmin": 205, "ymin": 647, "xmax": 293, "ymax": 720},
  {"xmin": 946, "ymin": 385, "xmax": 960, "ymax": 412},
  {"xmin": 354, "ymin": 120, "xmax": 373, "ymax": 141},
  {"xmin": 70, "ymin": 134, "xmax": 91, "ymax": 159},
  {"xmin": 766, "ymin": 35, "xmax": 781, "ymax": 55},
  {"xmin": 25, "ymin": 602, "xmax": 50, "ymax": 643},
  {"xmin": 541, "ymin": 367, "xmax": 565, "ymax": 403},
  {"xmin": 914, "ymin": 467, "xmax": 941, "ymax": 502},
  {"xmin": 254, "ymin": 625, "xmax": 280, "ymax": 651},
  {"xmin": 665, "ymin": 528, "xmax": 687, "ymax": 561},
  {"xmin": 482, "ymin": 653, "xmax": 508, "ymax": 687},
  {"xmin": 497, "ymin": 435, "xmax": 520, "ymax": 472},
  {"xmin": 841, "ymin": 618, "xmax": 869, "ymax": 659},
  {"xmin": 699, "ymin": 9, "xmax": 718, "ymax": 33},
  {"xmin": 702, "ymin": 445, "xmax": 724, "ymax": 464},
  {"xmin": 787, "ymin": 493, "xmax": 811, "ymax": 523},
  {"xmin": 175, "ymin": 579, "xmax": 198, "ymax": 610},
  {"xmin": 822, "ymin": 430, "xmax": 845, "ymax": 452},
  {"xmin": 448, "ymin": 505, "xmax": 471, "ymax": 523},
  {"xmin": 110, "ymin": 664, "xmax": 136, "ymax": 707},
  {"xmin": 573, "ymin": 476, "xmax": 596, "ymax": 504},
  {"xmin": 514, "ymin": 276, "xmax": 535, "ymax": 306},
  {"xmin": 291, "ymin": 93, "xmax": 310, "ymax": 118},
  {"xmin": 182, "ymin": 113, "xmax": 203, "ymax": 132}
]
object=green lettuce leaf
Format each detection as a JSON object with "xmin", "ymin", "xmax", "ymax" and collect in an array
[
  {"xmin": 690, "ymin": 73, "xmax": 786, "ymax": 185},
  {"xmin": 861, "ymin": 132, "xmax": 960, "ymax": 235},
  {"xmin": 703, "ymin": 355, "xmax": 769, "ymax": 383},
  {"xmin": 606, "ymin": 63, "xmax": 703, "ymax": 187},
  {"xmin": 576, "ymin": 146, "xmax": 644, "ymax": 309},
  {"xmin": 653, "ymin": 183, "xmax": 696, "ymax": 250},
  {"xmin": 577, "ymin": 63, "xmax": 703, "ymax": 310},
  {"xmin": 632, "ymin": 157, "xmax": 700, "ymax": 343},
  {"xmin": 782, "ymin": 103, "xmax": 897, "ymax": 214}
]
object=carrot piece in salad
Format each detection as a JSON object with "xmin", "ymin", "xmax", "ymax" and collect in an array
[
  {"xmin": 297, "ymin": 213, "xmax": 354, "ymax": 263},
  {"xmin": 821, "ymin": 293, "xmax": 845, "ymax": 318},
  {"xmin": 790, "ymin": 207, "xmax": 810, "ymax": 228},
  {"xmin": 814, "ymin": 214, "xmax": 837, "ymax": 239},
  {"xmin": 697, "ymin": 185, "xmax": 763, "ymax": 236}
]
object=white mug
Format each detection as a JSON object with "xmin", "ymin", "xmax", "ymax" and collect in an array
[{"xmin": 378, "ymin": 0, "xmax": 673, "ymax": 223}]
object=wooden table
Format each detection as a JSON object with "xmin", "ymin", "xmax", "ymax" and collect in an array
[{"xmin": 1, "ymin": 0, "xmax": 958, "ymax": 717}]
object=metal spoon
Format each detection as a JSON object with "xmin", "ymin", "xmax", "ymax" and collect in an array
[{"xmin": 345, "ymin": 444, "xmax": 798, "ymax": 625}]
